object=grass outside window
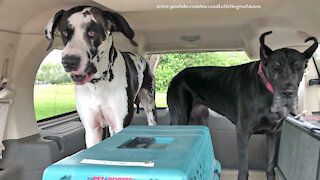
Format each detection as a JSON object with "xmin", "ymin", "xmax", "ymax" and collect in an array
[{"xmin": 34, "ymin": 51, "xmax": 253, "ymax": 121}]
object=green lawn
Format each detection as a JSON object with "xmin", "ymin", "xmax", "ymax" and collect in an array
[
  {"xmin": 155, "ymin": 92, "xmax": 167, "ymax": 108},
  {"xmin": 34, "ymin": 84, "xmax": 167, "ymax": 121},
  {"xmin": 34, "ymin": 84, "xmax": 76, "ymax": 120}
]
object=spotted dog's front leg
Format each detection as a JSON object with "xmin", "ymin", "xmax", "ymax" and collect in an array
[
  {"xmin": 138, "ymin": 88, "xmax": 157, "ymax": 126},
  {"xmin": 76, "ymin": 87, "xmax": 104, "ymax": 148},
  {"xmin": 101, "ymin": 107, "xmax": 127, "ymax": 136},
  {"xmin": 77, "ymin": 109, "xmax": 104, "ymax": 148},
  {"xmin": 108, "ymin": 126, "xmax": 115, "ymax": 136}
]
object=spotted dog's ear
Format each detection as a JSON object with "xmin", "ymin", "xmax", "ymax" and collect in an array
[
  {"xmin": 103, "ymin": 11, "xmax": 138, "ymax": 47},
  {"xmin": 259, "ymin": 31, "xmax": 273, "ymax": 61},
  {"xmin": 303, "ymin": 37, "xmax": 318, "ymax": 59},
  {"xmin": 45, "ymin": 10, "xmax": 64, "ymax": 51}
]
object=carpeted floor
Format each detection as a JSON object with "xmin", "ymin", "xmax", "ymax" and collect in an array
[{"xmin": 221, "ymin": 169, "xmax": 280, "ymax": 180}]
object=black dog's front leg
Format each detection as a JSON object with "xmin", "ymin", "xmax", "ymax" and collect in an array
[
  {"xmin": 236, "ymin": 130, "xmax": 251, "ymax": 180},
  {"xmin": 266, "ymin": 131, "xmax": 281, "ymax": 180}
]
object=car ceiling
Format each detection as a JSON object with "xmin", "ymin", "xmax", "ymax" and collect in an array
[{"xmin": 0, "ymin": 0, "xmax": 319, "ymax": 58}]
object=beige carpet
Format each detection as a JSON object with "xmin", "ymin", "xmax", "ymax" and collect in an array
[{"xmin": 221, "ymin": 169, "xmax": 279, "ymax": 180}]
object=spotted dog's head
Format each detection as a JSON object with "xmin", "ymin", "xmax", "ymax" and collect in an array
[
  {"xmin": 260, "ymin": 31, "xmax": 318, "ymax": 114},
  {"xmin": 45, "ymin": 6, "xmax": 137, "ymax": 85}
]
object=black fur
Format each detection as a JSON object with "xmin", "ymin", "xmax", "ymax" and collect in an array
[
  {"xmin": 167, "ymin": 32, "xmax": 318, "ymax": 180},
  {"xmin": 122, "ymin": 52, "xmax": 139, "ymax": 96},
  {"xmin": 122, "ymin": 52, "xmax": 135, "ymax": 127},
  {"xmin": 108, "ymin": 43, "xmax": 117, "ymax": 81},
  {"xmin": 141, "ymin": 62, "xmax": 157, "ymax": 119},
  {"xmin": 86, "ymin": 20, "xmax": 106, "ymax": 58},
  {"xmin": 46, "ymin": 9, "xmax": 65, "ymax": 50},
  {"xmin": 141, "ymin": 63, "xmax": 153, "ymax": 91},
  {"xmin": 103, "ymin": 11, "xmax": 138, "ymax": 47}
]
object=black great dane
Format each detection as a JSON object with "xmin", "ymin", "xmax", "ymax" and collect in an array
[
  {"xmin": 45, "ymin": 6, "xmax": 157, "ymax": 148},
  {"xmin": 167, "ymin": 31, "xmax": 318, "ymax": 180}
]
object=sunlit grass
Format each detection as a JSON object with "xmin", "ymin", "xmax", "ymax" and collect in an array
[
  {"xmin": 34, "ymin": 84, "xmax": 76, "ymax": 120},
  {"xmin": 155, "ymin": 93, "xmax": 167, "ymax": 108},
  {"xmin": 34, "ymin": 84, "xmax": 167, "ymax": 121}
]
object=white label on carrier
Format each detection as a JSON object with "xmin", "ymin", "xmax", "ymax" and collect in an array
[{"xmin": 80, "ymin": 159, "xmax": 154, "ymax": 167}]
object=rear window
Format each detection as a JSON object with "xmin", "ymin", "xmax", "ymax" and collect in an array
[
  {"xmin": 155, "ymin": 51, "xmax": 255, "ymax": 107},
  {"xmin": 313, "ymin": 46, "xmax": 320, "ymax": 77},
  {"xmin": 34, "ymin": 49, "xmax": 76, "ymax": 121},
  {"xmin": 34, "ymin": 50, "xmax": 254, "ymax": 120}
]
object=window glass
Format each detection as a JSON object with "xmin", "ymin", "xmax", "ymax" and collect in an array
[
  {"xmin": 313, "ymin": 46, "xmax": 320, "ymax": 77},
  {"xmin": 34, "ymin": 50, "xmax": 254, "ymax": 119},
  {"xmin": 34, "ymin": 49, "xmax": 76, "ymax": 121},
  {"xmin": 155, "ymin": 51, "xmax": 255, "ymax": 107}
]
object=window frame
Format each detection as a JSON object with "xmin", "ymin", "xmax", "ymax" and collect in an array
[{"xmin": 37, "ymin": 110, "xmax": 78, "ymax": 123}]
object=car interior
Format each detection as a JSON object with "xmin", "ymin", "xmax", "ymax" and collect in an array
[{"xmin": 0, "ymin": 0, "xmax": 320, "ymax": 179}]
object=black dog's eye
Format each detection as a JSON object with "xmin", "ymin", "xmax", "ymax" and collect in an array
[
  {"xmin": 295, "ymin": 64, "xmax": 303, "ymax": 71},
  {"xmin": 273, "ymin": 66, "xmax": 280, "ymax": 72},
  {"xmin": 88, "ymin": 31, "xmax": 95, "ymax": 37}
]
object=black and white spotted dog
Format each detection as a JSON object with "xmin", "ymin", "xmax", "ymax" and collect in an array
[{"xmin": 45, "ymin": 6, "xmax": 157, "ymax": 148}]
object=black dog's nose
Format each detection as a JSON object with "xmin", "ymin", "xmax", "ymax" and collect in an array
[
  {"xmin": 282, "ymin": 89, "xmax": 294, "ymax": 98},
  {"xmin": 62, "ymin": 55, "xmax": 81, "ymax": 72}
]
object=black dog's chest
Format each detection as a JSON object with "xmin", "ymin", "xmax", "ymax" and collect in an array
[{"xmin": 253, "ymin": 114, "xmax": 285, "ymax": 134}]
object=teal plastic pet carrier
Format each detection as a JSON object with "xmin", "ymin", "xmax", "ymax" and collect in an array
[{"xmin": 43, "ymin": 126, "xmax": 221, "ymax": 180}]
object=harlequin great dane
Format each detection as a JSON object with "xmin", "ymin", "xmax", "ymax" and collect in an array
[
  {"xmin": 45, "ymin": 6, "xmax": 157, "ymax": 148},
  {"xmin": 167, "ymin": 31, "xmax": 318, "ymax": 180}
]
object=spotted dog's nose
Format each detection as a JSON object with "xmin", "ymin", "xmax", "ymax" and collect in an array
[
  {"xmin": 281, "ymin": 89, "xmax": 294, "ymax": 98},
  {"xmin": 62, "ymin": 55, "xmax": 80, "ymax": 72}
]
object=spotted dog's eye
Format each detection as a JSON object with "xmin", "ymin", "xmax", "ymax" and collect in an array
[
  {"xmin": 62, "ymin": 31, "xmax": 68, "ymax": 37},
  {"xmin": 88, "ymin": 31, "xmax": 95, "ymax": 37}
]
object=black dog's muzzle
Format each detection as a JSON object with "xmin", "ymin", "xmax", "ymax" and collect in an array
[{"xmin": 280, "ymin": 89, "xmax": 294, "ymax": 99}]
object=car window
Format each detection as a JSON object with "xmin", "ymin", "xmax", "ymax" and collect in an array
[
  {"xmin": 313, "ymin": 46, "xmax": 320, "ymax": 77},
  {"xmin": 34, "ymin": 49, "xmax": 76, "ymax": 121},
  {"xmin": 155, "ymin": 51, "xmax": 256, "ymax": 107},
  {"xmin": 34, "ymin": 51, "xmax": 255, "ymax": 119}
]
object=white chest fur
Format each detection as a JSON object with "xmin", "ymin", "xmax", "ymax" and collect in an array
[{"xmin": 75, "ymin": 51, "xmax": 129, "ymax": 132}]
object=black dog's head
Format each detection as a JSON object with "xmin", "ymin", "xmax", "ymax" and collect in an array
[
  {"xmin": 45, "ymin": 6, "xmax": 137, "ymax": 85},
  {"xmin": 260, "ymin": 31, "xmax": 318, "ymax": 114}
]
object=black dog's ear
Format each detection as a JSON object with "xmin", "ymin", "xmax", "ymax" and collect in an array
[
  {"xmin": 45, "ymin": 10, "xmax": 64, "ymax": 51},
  {"xmin": 303, "ymin": 37, "xmax": 318, "ymax": 59},
  {"xmin": 260, "ymin": 31, "xmax": 273, "ymax": 60},
  {"xmin": 103, "ymin": 11, "xmax": 138, "ymax": 47}
]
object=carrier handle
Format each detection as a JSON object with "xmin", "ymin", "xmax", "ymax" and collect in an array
[{"xmin": 60, "ymin": 175, "xmax": 72, "ymax": 180}]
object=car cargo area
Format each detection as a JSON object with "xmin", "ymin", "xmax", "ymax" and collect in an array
[{"xmin": 1, "ymin": 0, "xmax": 320, "ymax": 180}]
